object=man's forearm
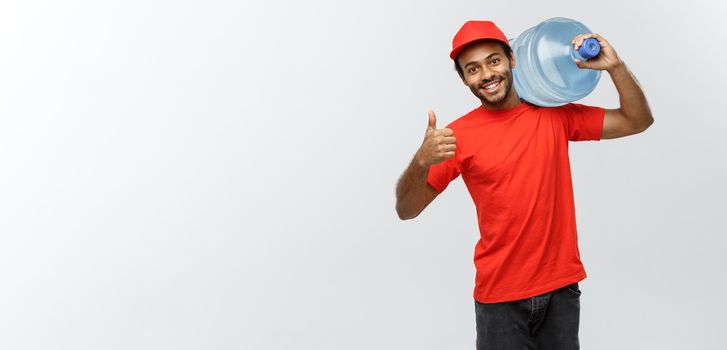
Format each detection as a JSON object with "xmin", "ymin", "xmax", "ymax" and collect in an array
[
  {"xmin": 608, "ymin": 62, "xmax": 654, "ymax": 131},
  {"xmin": 395, "ymin": 156, "xmax": 430, "ymax": 220}
]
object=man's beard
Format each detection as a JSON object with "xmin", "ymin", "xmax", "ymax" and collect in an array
[{"xmin": 473, "ymin": 74, "xmax": 513, "ymax": 105}]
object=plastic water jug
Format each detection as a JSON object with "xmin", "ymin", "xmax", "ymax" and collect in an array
[{"xmin": 509, "ymin": 17, "xmax": 601, "ymax": 107}]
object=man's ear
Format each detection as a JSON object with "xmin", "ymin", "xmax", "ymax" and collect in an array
[
  {"xmin": 509, "ymin": 53, "xmax": 516, "ymax": 69},
  {"xmin": 456, "ymin": 60, "xmax": 468, "ymax": 85}
]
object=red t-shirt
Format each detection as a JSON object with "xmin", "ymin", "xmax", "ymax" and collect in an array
[{"xmin": 427, "ymin": 101, "xmax": 605, "ymax": 303}]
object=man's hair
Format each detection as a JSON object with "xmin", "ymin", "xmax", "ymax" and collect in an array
[{"xmin": 454, "ymin": 40, "xmax": 513, "ymax": 80}]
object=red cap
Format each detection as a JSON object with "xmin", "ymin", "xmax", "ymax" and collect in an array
[{"xmin": 450, "ymin": 20, "xmax": 510, "ymax": 60}]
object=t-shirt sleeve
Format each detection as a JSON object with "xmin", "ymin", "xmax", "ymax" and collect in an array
[
  {"xmin": 426, "ymin": 153, "xmax": 461, "ymax": 194},
  {"xmin": 560, "ymin": 103, "xmax": 606, "ymax": 141}
]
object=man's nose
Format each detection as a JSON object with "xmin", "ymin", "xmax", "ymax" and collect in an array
[{"xmin": 480, "ymin": 67, "xmax": 496, "ymax": 82}]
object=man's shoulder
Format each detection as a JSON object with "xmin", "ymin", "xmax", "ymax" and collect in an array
[
  {"xmin": 535, "ymin": 102, "xmax": 605, "ymax": 120},
  {"xmin": 548, "ymin": 102, "xmax": 602, "ymax": 111},
  {"xmin": 445, "ymin": 106, "xmax": 484, "ymax": 129}
]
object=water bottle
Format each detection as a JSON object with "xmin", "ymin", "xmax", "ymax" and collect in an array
[{"xmin": 509, "ymin": 17, "xmax": 602, "ymax": 107}]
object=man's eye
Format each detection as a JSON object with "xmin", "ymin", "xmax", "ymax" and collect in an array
[
  {"xmin": 469, "ymin": 67, "xmax": 478, "ymax": 73},
  {"xmin": 491, "ymin": 58, "xmax": 500, "ymax": 65}
]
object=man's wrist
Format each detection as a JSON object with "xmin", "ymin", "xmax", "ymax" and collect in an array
[
  {"xmin": 607, "ymin": 59, "xmax": 626, "ymax": 75},
  {"xmin": 413, "ymin": 153, "xmax": 429, "ymax": 170}
]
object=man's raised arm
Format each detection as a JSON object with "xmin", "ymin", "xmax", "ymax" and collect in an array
[
  {"xmin": 395, "ymin": 111, "xmax": 456, "ymax": 220},
  {"xmin": 572, "ymin": 33, "xmax": 654, "ymax": 140}
]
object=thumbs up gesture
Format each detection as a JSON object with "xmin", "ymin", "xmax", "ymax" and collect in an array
[{"xmin": 415, "ymin": 110, "xmax": 457, "ymax": 168}]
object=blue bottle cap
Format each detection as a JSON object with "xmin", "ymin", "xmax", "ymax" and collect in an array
[{"xmin": 578, "ymin": 38, "xmax": 600, "ymax": 60}]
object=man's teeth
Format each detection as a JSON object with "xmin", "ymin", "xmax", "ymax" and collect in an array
[{"xmin": 484, "ymin": 81, "xmax": 500, "ymax": 90}]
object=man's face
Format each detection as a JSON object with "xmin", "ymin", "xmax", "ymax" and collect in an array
[{"xmin": 457, "ymin": 41, "xmax": 517, "ymax": 108}]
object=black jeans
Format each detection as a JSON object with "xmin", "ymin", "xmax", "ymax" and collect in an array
[{"xmin": 474, "ymin": 283, "xmax": 582, "ymax": 350}]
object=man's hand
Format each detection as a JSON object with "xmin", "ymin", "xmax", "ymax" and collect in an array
[
  {"xmin": 414, "ymin": 110, "xmax": 457, "ymax": 168},
  {"xmin": 572, "ymin": 34, "xmax": 654, "ymax": 139},
  {"xmin": 571, "ymin": 33, "xmax": 623, "ymax": 72}
]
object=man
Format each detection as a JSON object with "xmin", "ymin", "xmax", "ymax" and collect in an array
[{"xmin": 394, "ymin": 20, "xmax": 653, "ymax": 349}]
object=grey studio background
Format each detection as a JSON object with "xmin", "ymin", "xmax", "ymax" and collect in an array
[{"xmin": 0, "ymin": 0, "xmax": 724, "ymax": 349}]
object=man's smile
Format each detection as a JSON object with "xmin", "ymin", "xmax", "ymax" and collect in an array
[{"xmin": 481, "ymin": 79, "xmax": 503, "ymax": 94}]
